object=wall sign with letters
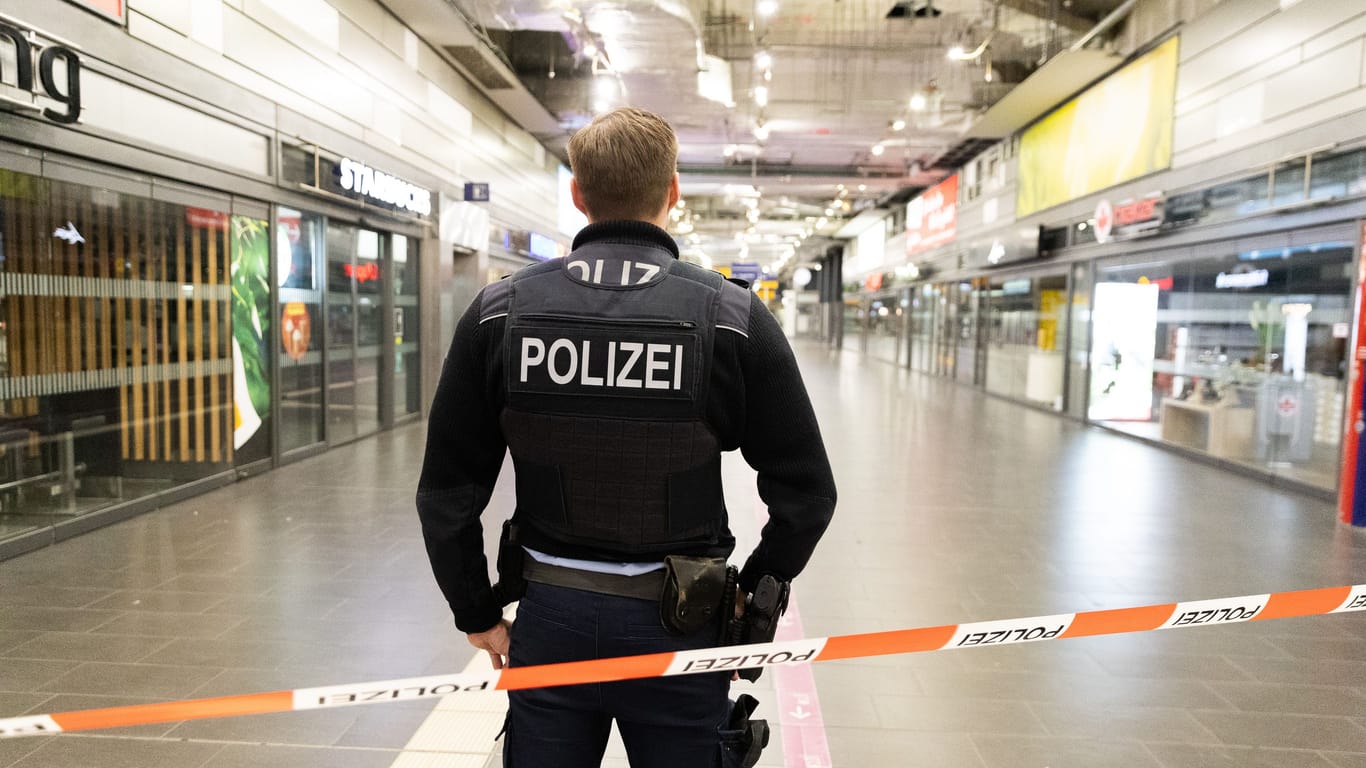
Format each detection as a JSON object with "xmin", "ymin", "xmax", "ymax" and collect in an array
[
  {"xmin": 0, "ymin": 20, "xmax": 82, "ymax": 124},
  {"xmin": 337, "ymin": 158, "xmax": 432, "ymax": 216}
]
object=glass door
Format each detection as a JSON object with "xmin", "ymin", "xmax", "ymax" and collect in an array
[
  {"xmin": 324, "ymin": 224, "xmax": 386, "ymax": 445},
  {"xmin": 325, "ymin": 223, "xmax": 358, "ymax": 445},
  {"xmin": 353, "ymin": 230, "xmax": 384, "ymax": 439},
  {"xmin": 277, "ymin": 207, "xmax": 325, "ymax": 455},
  {"xmin": 392, "ymin": 235, "xmax": 422, "ymax": 420}
]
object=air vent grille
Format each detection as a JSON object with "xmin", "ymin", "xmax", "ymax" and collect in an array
[{"xmin": 442, "ymin": 46, "xmax": 514, "ymax": 90}]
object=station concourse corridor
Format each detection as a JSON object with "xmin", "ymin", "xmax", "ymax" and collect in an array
[{"xmin": 2, "ymin": 340, "xmax": 1366, "ymax": 768}]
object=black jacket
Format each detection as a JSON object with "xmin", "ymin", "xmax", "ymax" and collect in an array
[{"xmin": 417, "ymin": 220, "xmax": 836, "ymax": 633}]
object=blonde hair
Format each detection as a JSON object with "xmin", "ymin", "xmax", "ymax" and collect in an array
[{"xmin": 566, "ymin": 107, "xmax": 678, "ymax": 221}]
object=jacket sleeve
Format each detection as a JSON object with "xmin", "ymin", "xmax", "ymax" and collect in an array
[
  {"xmin": 416, "ymin": 290, "xmax": 508, "ymax": 633},
  {"xmin": 735, "ymin": 294, "xmax": 837, "ymax": 593}
]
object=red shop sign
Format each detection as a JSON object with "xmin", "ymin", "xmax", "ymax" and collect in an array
[
  {"xmin": 906, "ymin": 174, "xmax": 958, "ymax": 257},
  {"xmin": 68, "ymin": 0, "xmax": 124, "ymax": 21}
]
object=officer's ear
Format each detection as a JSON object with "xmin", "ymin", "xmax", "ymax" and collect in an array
[
  {"xmin": 666, "ymin": 173, "xmax": 680, "ymax": 211},
  {"xmin": 570, "ymin": 177, "xmax": 593, "ymax": 221}
]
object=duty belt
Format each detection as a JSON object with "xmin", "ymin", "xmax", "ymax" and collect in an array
[{"xmin": 523, "ymin": 558, "xmax": 665, "ymax": 601}]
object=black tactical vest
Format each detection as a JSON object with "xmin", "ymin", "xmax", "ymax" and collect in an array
[{"xmin": 479, "ymin": 241, "xmax": 751, "ymax": 557}]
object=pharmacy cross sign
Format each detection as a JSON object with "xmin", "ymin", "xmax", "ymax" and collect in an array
[
  {"xmin": 1278, "ymin": 394, "xmax": 1298, "ymax": 417},
  {"xmin": 1094, "ymin": 199, "xmax": 1115, "ymax": 244}
]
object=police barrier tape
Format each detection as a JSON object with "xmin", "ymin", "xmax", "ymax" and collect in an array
[{"xmin": 3, "ymin": 583, "xmax": 1365, "ymax": 739}]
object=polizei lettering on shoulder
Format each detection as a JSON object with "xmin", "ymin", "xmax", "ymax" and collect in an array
[{"xmin": 509, "ymin": 326, "xmax": 698, "ymax": 400}]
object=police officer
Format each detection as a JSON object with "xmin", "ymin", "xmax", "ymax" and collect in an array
[{"xmin": 417, "ymin": 107, "xmax": 836, "ymax": 767}]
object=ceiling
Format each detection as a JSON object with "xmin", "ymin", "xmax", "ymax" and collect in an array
[{"xmin": 389, "ymin": 0, "xmax": 1134, "ymax": 273}]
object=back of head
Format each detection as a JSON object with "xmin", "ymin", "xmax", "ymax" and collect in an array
[{"xmin": 566, "ymin": 107, "xmax": 678, "ymax": 222}]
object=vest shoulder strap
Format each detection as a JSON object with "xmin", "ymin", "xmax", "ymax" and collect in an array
[
  {"xmin": 478, "ymin": 277, "xmax": 512, "ymax": 324},
  {"xmin": 717, "ymin": 278, "xmax": 751, "ymax": 339}
]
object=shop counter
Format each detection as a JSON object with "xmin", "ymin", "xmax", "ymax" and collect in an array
[{"xmin": 1160, "ymin": 398, "xmax": 1255, "ymax": 459}]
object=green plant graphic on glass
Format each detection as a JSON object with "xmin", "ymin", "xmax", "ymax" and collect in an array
[{"xmin": 231, "ymin": 215, "xmax": 272, "ymax": 450}]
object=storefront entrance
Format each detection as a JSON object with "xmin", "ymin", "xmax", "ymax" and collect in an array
[
  {"xmin": 1088, "ymin": 226, "xmax": 1356, "ymax": 492},
  {"xmin": 278, "ymin": 209, "xmax": 421, "ymax": 456}
]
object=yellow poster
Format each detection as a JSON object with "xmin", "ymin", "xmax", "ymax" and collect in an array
[{"xmin": 1017, "ymin": 37, "xmax": 1180, "ymax": 218}]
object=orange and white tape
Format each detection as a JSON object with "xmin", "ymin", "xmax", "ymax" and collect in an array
[{"xmin": 2, "ymin": 583, "xmax": 1364, "ymax": 739}]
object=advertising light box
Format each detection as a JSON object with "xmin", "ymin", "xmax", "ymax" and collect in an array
[
  {"xmin": 1017, "ymin": 37, "xmax": 1179, "ymax": 218},
  {"xmin": 906, "ymin": 174, "xmax": 958, "ymax": 257}
]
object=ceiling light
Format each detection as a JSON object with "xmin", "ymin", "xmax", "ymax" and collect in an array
[
  {"xmin": 593, "ymin": 99, "xmax": 610, "ymax": 114},
  {"xmin": 816, "ymin": 217, "xmax": 828, "ymax": 228},
  {"xmin": 754, "ymin": 51, "xmax": 772, "ymax": 69},
  {"xmin": 763, "ymin": 69, "xmax": 772, "ymax": 82},
  {"xmin": 757, "ymin": 0, "xmax": 778, "ymax": 16},
  {"xmin": 947, "ymin": 45, "xmax": 965, "ymax": 60},
  {"xmin": 858, "ymin": 184, "xmax": 867, "ymax": 191},
  {"xmin": 723, "ymin": 144, "xmax": 737, "ymax": 157},
  {"xmin": 870, "ymin": 143, "xmax": 885, "ymax": 156},
  {"xmin": 753, "ymin": 123, "xmax": 770, "ymax": 141},
  {"xmin": 824, "ymin": 208, "xmax": 834, "ymax": 216},
  {"xmin": 891, "ymin": 119, "xmax": 906, "ymax": 131},
  {"xmin": 754, "ymin": 86, "xmax": 768, "ymax": 107},
  {"xmin": 909, "ymin": 93, "xmax": 927, "ymax": 111}
]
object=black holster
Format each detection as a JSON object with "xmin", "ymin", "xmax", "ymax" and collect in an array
[
  {"xmin": 723, "ymin": 574, "xmax": 791, "ymax": 682},
  {"xmin": 490, "ymin": 520, "xmax": 527, "ymax": 607},
  {"xmin": 719, "ymin": 694, "xmax": 769, "ymax": 768}
]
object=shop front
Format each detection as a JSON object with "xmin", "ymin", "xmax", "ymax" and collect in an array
[
  {"xmin": 1049, "ymin": 144, "xmax": 1366, "ymax": 495},
  {"xmin": 1087, "ymin": 226, "xmax": 1356, "ymax": 493},
  {"xmin": 0, "ymin": 11, "xmax": 441, "ymax": 552}
]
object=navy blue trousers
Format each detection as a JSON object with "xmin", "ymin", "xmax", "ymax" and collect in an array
[{"xmin": 504, "ymin": 581, "xmax": 730, "ymax": 767}]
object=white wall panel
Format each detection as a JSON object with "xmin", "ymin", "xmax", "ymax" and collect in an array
[
  {"xmin": 1263, "ymin": 39, "xmax": 1363, "ymax": 121},
  {"xmin": 249, "ymin": 0, "xmax": 339, "ymax": 50},
  {"xmin": 1172, "ymin": 0, "xmax": 1366, "ymax": 170},
  {"xmin": 1302, "ymin": 10, "xmax": 1366, "ymax": 60},
  {"xmin": 1173, "ymin": 99, "xmax": 1218, "ymax": 152},
  {"xmin": 1176, "ymin": 0, "xmax": 1276, "ymax": 62},
  {"xmin": 79, "ymin": 70, "xmax": 270, "ymax": 176},
  {"xmin": 128, "ymin": 0, "xmax": 193, "ymax": 36},
  {"xmin": 189, "ymin": 0, "xmax": 224, "ymax": 52},
  {"xmin": 337, "ymin": 15, "xmax": 425, "ymax": 108},
  {"xmin": 427, "ymin": 83, "xmax": 473, "ymax": 138},
  {"xmin": 221, "ymin": 6, "xmax": 374, "ymax": 130},
  {"xmin": 1173, "ymin": 48, "xmax": 1297, "ymax": 119},
  {"xmin": 1214, "ymin": 82, "xmax": 1265, "ymax": 139},
  {"xmin": 127, "ymin": 10, "xmax": 366, "ymax": 140},
  {"xmin": 1174, "ymin": 88, "xmax": 1366, "ymax": 168}
]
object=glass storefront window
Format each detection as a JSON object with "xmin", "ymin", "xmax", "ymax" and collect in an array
[
  {"xmin": 864, "ymin": 292, "xmax": 902, "ymax": 365},
  {"xmin": 908, "ymin": 285, "xmax": 935, "ymax": 373},
  {"xmin": 984, "ymin": 273, "xmax": 1068, "ymax": 410},
  {"xmin": 277, "ymin": 206, "xmax": 325, "ymax": 455},
  {"xmin": 953, "ymin": 281, "xmax": 984, "ymax": 386},
  {"xmin": 0, "ymin": 170, "xmax": 237, "ymax": 541},
  {"xmin": 393, "ymin": 234, "xmax": 421, "ymax": 418},
  {"xmin": 1090, "ymin": 240, "xmax": 1352, "ymax": 491}
]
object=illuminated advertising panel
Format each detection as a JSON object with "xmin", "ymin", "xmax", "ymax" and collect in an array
[
  {"xmin": 66, "ymin": 0, "xmax": 125, "ymax": 22},
  {"xmin": 1017, "ymin": 36, "xmax": 1179, "ymax": 218},
  {"xmin": 1088, "ymin": 282, "xmax": 1159, "ymax": 422},
  {"xmin": 905, "ymin": 174, "xmax": 958, "ymax": 257}
]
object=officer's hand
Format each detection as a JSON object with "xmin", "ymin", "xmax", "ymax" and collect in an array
[{"xmin": 467, "ymin": 619, "xmax": 512, "ymax": 669}]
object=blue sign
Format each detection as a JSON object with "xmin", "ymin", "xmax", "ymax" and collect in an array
[
  {"xmin": 464, "ymin": 182, "xmax": 490, "ymax": 202},
  {"xmin": 729, "ymin": 262, "xmax": 762, "ymax": 285}
]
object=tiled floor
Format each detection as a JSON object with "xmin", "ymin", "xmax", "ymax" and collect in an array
[{"xmin": 2, "ymin": 340, "xmax": 1366, "ymax": 766}]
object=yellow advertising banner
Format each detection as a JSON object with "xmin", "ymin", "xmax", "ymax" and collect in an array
[{"xmin": 1017, "ymin": 36, "xmax": 1180, "ymax": 218}]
